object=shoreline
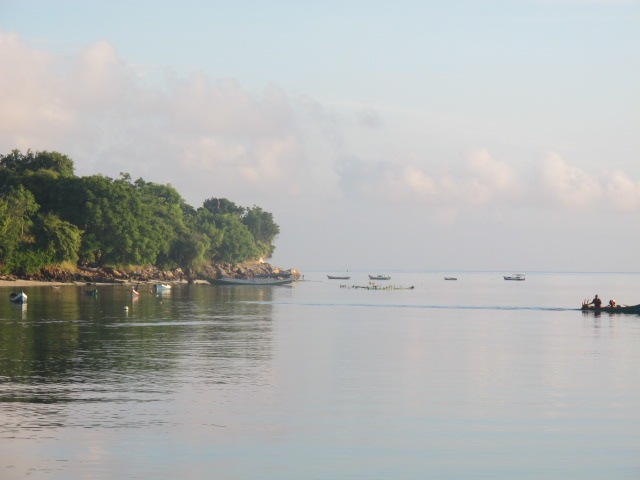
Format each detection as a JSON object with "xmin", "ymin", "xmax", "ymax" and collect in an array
[{"xmin": 0, "ymin": 279, "xmax": 211, "ymax": 288}]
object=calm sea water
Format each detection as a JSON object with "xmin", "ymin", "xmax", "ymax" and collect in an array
[{"xmin": 1, "ymin": 272, "xmax": 639, "ymax": 479}]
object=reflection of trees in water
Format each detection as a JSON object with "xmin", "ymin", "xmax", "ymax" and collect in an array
[{"xmin": 0, "ymin": 284, "xmax": 275, "ymax": 408}]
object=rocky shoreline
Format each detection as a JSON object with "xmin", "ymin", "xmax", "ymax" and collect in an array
[{"xmin": 0, "ymin": 262, "xmax": 301, "ymax": 285}]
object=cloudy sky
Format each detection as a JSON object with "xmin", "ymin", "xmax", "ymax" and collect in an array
[{"xmin": 1, "ymin": 0, "xmax": 639, "ymax": 272}]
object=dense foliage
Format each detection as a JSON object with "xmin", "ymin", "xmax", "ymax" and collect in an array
[{"xmin": 0, "ymin": 149, "xmax": 280, "ymax": 275}]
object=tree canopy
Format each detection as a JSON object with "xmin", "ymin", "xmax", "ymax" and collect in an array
[{"xmin": 0, "ymin": 149, "xmax": 280, "ymax": 274}]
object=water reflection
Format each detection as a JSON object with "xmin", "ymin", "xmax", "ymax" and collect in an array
[{"xmin": 0, "ymin": 284, "xmax": 275, "ymax": 431}]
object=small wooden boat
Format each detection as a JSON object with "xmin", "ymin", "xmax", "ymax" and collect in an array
[
  {"xmin": 369, "ymin": 274, "xmax": 391, "ymax": 280},
  {"xmin": 153, "ymin": 283, "xmax": 171, "ymax": 293},
  {"xmin": 208, "ymin": 275, "xmax": 293, "ymax": 286},
  {"xmin": 504, "ymin": 274, "xmax": 525, "ymax": 281},
  {"xmin": 444, "ymin": 277, "xmax": 457, "ymax": 281},
  {"xmin": 581, "ymin": 302, "xmax": 640, "ymax": 314},
  {"xmin": 9, "ymin": 291, "xmax": 27, "ymax": 304},
  {"xmin": 328, "ymin": 275, "xmax": 351, "ymax": 280}
]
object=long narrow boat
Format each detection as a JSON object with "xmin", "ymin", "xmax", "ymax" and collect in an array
[
  {"xmin": 581, "ymin": 303, "xmax": 640, "ymax": 314},
  {"xmin": 9, "ymin": 291, "xmax": 27, "ymax": 304},
  {"xmin": 328, "ymin": 275, "xmax": 350, "ymax": 280},
  {"xmin": 208, "ymin": 275, "xmax": 294, "ymax": 286}
]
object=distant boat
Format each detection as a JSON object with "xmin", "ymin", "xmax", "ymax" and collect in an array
[
  {"xmin": 208, "ymin": 275, "xmax": 293, "ymax": 286},
  {"xmin": 504, "ymin": 274, "xmax": 525, "ymax": 281},
  {"xmin": 444, "ymin": 277, "xmax": 457, "ymax": 281},
  {"xmin": 369, "ymin": 274, "xmax": 391, "ymax": 280},
  {"xmin": 153, "ymin": 283, "xmax": 171, "ymax": 293},
  {"xmin": 9, "ymin": 291, "xmax": 27, "ymax": 304},
  {"xmin": 327, "ymin": 275, "xmax": 351, "ymax": 280},
  {"xmin": 131, "ymin": 287, "xmax": 140, "ymax": 296}
]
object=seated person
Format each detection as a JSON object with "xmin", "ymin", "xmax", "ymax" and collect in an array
[{"xmin": 590, "ymin": 294, "xmax": 602, "ymax": 308}]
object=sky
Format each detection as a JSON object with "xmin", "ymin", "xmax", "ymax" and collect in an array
[{"xmin": 1, "ymin": 0, "xmax": 639, "ymax": 272}]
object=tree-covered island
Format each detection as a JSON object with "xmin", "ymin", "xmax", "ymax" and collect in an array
[{"xmin": 0, "ymin": 149, "xmax": 293, "ymax": 282}]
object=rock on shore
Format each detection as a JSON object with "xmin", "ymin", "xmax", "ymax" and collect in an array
[{"xmin": 0, "ymin": 262, "xmax": 301, "ymax": 284}]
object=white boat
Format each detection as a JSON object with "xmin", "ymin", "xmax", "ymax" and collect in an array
[
  {"xmin": 9, "ymin": 291, "xmax": 27, "ymax": 304},
  {"xmin": 208, "ymin": 275, "xmax": 293, "ymax": 286},
  {"xmin": 153, "ymin": 283, "xmax": 172, "ymax": 293},
  {"xmin": 504, "ymin": 274, "xmax": 525, "ymax": 281}
]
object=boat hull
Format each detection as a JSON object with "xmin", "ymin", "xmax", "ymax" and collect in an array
[
  {"xmin": 368, "ymin": 275, "xmax": 391, "ymax": 280},
  {"xmin": 9, "ymin": 292, "xmax": 27, "ymax": 304},
  {"xmin": 327, "ymin": 276, "xmax": 350, "ymax": 280}
]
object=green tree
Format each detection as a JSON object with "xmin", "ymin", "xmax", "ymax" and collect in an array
[
  {"xmin": 242, "ymin": 206, "xmax": 280, "ymax": 258},
  {"xmin": 202, "ymin": 197, "xmax": 246, "ymax": 216},
  {"xmin": 133, "ymin": 178, "xmax": 188, "ymax": 268},
  {"xmin": 0, "ymin": 186, "xmax": 40, "ymax": 272},
  {"xmin": 33, "ymin": 213, "xmax": 83, "ymax": 264},
  {"xmin": 214, "ymin": 215, "xmax": 260, "ymax": 264},
  {"xmin": 0, "ymin": 149, "xmax": 74, "ymax": 177},
  {"xmin": 78, "ymin": 175, "xmax": 157, "ymax": 265}
]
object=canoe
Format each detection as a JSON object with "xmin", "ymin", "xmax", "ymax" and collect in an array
[
  {"xmin": 581, "ymin": 303, "xmax": 640, "ymax": 314},
  {"xmin": 328, "ymin": 275, "xmax": 351, "ymax": 280},
  {"xmin": 9, "ymin": 291, "xmax": 27, "ymax": 304},
  {"xmin": 369, "ymin": 274, "xmax": 391, "ymax": 280},
  {"xmin": 208, "ymin": 275, "xmax": 293, "ymax": 286}
]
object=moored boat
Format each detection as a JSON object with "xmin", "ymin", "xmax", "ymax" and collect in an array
[
  {"xmin": 9, "ymin": 291, "xmax": 27, "ymax": 304},
  {"xmin": 444, "ymin": 277, "xmax": 457, "ymax": 281},
  {"xmin": 504, "ymin": 274, "xmax": 525, "ymax": 281},
  {"xmin": 153, "ymin": 283, "xmax": 171, "ymax": 293},
  {"xmin": 328, "ymin": 275, "xmax": 351, "ymax": 280},
  {"xmin": 369, "ymin": 274, "xmax": 391, "ymax": 280}
]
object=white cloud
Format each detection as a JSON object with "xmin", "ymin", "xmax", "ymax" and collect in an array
[
  {"xmin": 535, "ymin": 151, "xmax": 640, "ymax": 211},
  {"xmin": 1, "ymin": 30, "xmax": 639, "ymax": 221}
]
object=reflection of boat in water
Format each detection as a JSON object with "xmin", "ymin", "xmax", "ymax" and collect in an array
[
  {"xmin": 9, "ymin": 291, "xmax": 27, "ymax": 304},
  {"xmin": 368, "ymin": 274, "xmax": 391, "ymax": 280},
  {"xmin": 504, "ymin": 274, "xmax": 525, "ymax": 281},
  {"xmin": 85, "ymin": 288, "xmax": 98, "ymax": 296},
  {"xmin": 328, "ymin": 275, "xmax": 350, "ymax": 280},
  {"xmin": 208, "ymin": 275, "xmax": 293, "ymax": 286},
  {"xmin": 581, "ymin": 302, "xmax": 640, "ymax": 314}
]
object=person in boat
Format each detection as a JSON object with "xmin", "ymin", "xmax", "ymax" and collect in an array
[
  {"xmin": 589, "ymin": 294, "xmax": 602, "ymax": 308},
  {"xmin": 609, "ymin": 299, "xmax": 617, "ymax": 308}
]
